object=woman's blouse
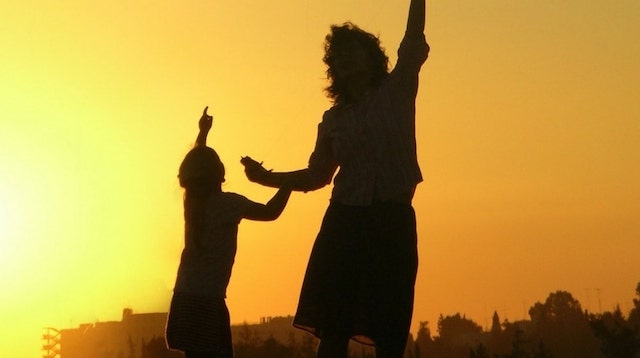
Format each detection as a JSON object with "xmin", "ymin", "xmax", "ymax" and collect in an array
[
  {"xmin": 173, "ymin": 192, "xmax": 254, "ymax": 297},
  {"xmin": 307, "ymin": 32, "xmax": 429, "ymax": 206}
]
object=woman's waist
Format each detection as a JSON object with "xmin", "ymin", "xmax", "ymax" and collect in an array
[{"xmin": 330, "ymin": 182, "xmax": 416, "ymax": 205}]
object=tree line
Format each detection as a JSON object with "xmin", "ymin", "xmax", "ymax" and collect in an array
[
  {"xmin": 411, "ymin": 282, "xmax": 640, "ymax": 358},
  {"xmin": 142, "ymin": 282, "xmax": 640, "ymax": 358}
]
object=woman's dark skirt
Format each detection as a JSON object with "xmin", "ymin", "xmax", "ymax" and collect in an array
[
  {"xmin": 293, "ymin": 201, "xmax": 418, "ymax": 355},
  {"xmin": 165, "ymin": 292, "xmax": 233, "ymax": 357}
]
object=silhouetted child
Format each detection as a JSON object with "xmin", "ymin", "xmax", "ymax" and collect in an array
[{"xmin": 166, "ymin": 107, "xmax": 292, "ymax": 358}]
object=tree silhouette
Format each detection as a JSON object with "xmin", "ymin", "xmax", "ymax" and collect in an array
[
  {"xmin": 528, "ymin": 290, "xmax": 600, "ymax": 358},
  {"xmin": 488, "ymin": 311, "xmax": 512, "ymax": 355},
  {"xmin": 297, "ymin": 333, "xmax": 316, "ymax": 358},
  {"xmin": 589, "ymin": 306, "xmax": 639, "ymax": 358},
  {"xmin": 491, "ymin": 311, "xmax": 502, "ymax": 334},
  {"xmin": 429, "ymin": 313, "xmax": 483, "ymax": 357},
  {"xmin": 628, "ymin": 282, "xmax": 640, "ymax": 332},
  {"xmin": 412, "ymin": 321, "xmax": 433, "ymax": 358},
  {"xmin": 530, "ymin": 340, "xmax": 553, "ymax": 358},
  {"xmin": 469, "ymin": 343, "xmax": 490, "ymax": 358},
  {"xmin": 437, "ymin": 313, "xmax": 482, "ymax": 345},
  {"xmin": 259, "ymin": 335, "xmax": 295, "ymax": 358},
  {"xmin": 504, "ymin": 327, "xmax": 529, "ymax": 358}
]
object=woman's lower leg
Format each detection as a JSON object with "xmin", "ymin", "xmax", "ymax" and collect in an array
[{"xmin": 317, "ymin": 332, "xmax": 350, "ymax": 358}]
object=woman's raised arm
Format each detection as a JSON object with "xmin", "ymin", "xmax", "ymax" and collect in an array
[{"xmin": 406, "ymin": 0, "xmax": 426, "ymax": 36}]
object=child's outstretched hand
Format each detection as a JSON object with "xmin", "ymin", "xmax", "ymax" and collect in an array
[
  {"xmin": 195, "ymin": 106, "xmax": 213, "ymax": 146},
  {"xmin": 241, "ymin": 156, "xmax": 271, "ymax": 183},
  {"xmin": 199, "ymin": 106, "xmax": 213, "ymax": 133}
]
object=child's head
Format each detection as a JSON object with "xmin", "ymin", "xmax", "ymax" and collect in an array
[{"xmin": 178, "ymin": 146, "xmax": 225, "ymax": 190}]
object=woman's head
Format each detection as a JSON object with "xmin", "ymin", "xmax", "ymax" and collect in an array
[
  {"xmin": 323, "ymin": 22, "xmax": 389, "ymax": 105},
  {"xmin": 178, "ymin": 146, "xmax": 225, "ymax": 190}
]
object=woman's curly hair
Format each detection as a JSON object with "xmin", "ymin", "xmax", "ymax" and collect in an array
[{"xmin": 323, "ymin": 22, "xmax": 389, "ymax": 105}]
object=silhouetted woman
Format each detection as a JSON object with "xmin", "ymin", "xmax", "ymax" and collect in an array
[
  {"xmin": 166, "ymin": 107, "xmax": 292, "ymax": 358},
  {"xmin": 242, "ymin": 0, "xmax": 429, "ymax": 357}
]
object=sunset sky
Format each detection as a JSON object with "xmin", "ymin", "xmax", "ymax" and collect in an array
[{"xmin": 1, "ymin": 1, "xmax": 639, "ymax": 357}]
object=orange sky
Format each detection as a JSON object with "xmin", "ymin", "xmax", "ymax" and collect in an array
[{"xmin": 1, "ymin": 1, "xmax": 639, "ymax": 357}]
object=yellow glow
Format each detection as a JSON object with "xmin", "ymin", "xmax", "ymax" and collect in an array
[{"xmin": 0, "ymin": 186, "xmax": 16, "ymax": 273}]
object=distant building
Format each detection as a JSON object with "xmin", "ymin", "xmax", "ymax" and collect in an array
[
  {"xmin": 56, "ymin": 308, "xmax": 167, "ymax": 358},
  {"xmin": 46, "ymin": 308, "xmax": 374, "ymax": 358}
]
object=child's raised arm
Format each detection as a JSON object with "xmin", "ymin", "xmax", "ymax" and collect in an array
[
  {"xmin": 195, "ymin": 106, "xmax": 213, "ymax": 146},
  {"xmin": 243, "ymin": 186, "xmax": 292, "ymax": 221}
]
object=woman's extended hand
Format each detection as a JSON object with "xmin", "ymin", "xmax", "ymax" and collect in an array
[{"xmin": 240, "ymin": 156, "xmax": 271, "ymax": 183}]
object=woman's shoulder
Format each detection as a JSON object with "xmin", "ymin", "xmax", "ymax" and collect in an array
[
  {"xmin": 323, "ymin": 106, "xmax": 338, "ymax": 120},
  {"xmin": 318, "ymin": 107, "xmax": 340, "ymax": 130},
  {"xmin": 322, "ymin": 104, "xmax": 357, "ymax": 122}
]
